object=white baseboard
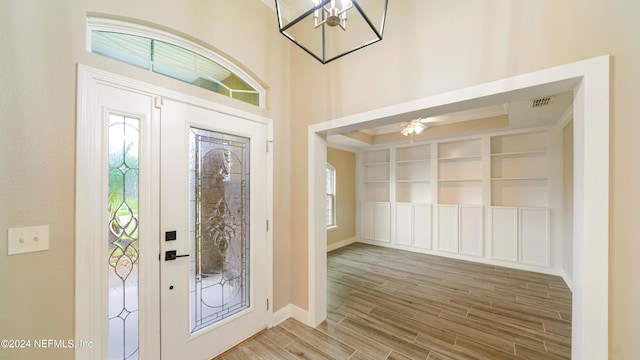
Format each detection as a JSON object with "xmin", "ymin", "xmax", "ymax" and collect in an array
[
  {"xmin": 560, "ymin": 269, "xmax": 574, "ymax": 292},
  {"xmin": 290, "ymin": 304, "xmax": 309, "ymax": 324},
  {"xmin": 271, "ymin": 305, "xmax": 291, "ymax": 327},
  {"xmin": 356, "ymin": 238, "xmax": 565, "ymax": 278},
  {"xmin": 327, "ymin": 237, "xmax": 356, "ymax": 252},
  {"xmin": 270, "ymin": 304, "xmax": 310, "ymax": 327}
]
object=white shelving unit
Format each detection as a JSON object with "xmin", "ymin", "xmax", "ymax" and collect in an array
[
  {"xmin": 360, "ymin": 149, "xmax": 391, "ymax": 243},
  {"xmin": 489, "ymin": 131, "xmax": 550, "ymax": 267},
  {"xmin": 361, "ymin": 149, "xmax": 390, "ymax": 202},
  {"xmin": 437, "ymin": 139, "xmax": 483, "ymax": 205},
  {"xmin": 396, "ymin": 144, "xmax": 431, "ymax": 203},
  {"xmin": 356, "ymin": 128, "xmax": 556, "ymax": 274},
  {"xmin": 396, "ymin": 203, "xmax": 432, "ymax": 249},
  {"xmin": 490, "ymin": 132, "xmax": 548, "ymax": 207}
]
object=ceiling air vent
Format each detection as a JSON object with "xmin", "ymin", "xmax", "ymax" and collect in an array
[{"xmin": 530, "ymin": 95, "xmax": 555, "ymax": 108}]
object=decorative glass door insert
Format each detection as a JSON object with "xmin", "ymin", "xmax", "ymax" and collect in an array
[
  {"xmin": 190, "ymin": 127, "xmax": 250, "ymax": 333},
  {"xmin": 108, "ymin": 114, "xmax": 140, "ymax": 359}
]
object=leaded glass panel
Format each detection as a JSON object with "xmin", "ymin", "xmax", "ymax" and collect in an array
[
  {"xmin": 90, "ymin": 30, "xmax": 260, "ymax": 106},
  {"xmin": 189, "ymin": 128, "xmax": 250, "ymax": 333},
  {"xmin": 108, "ymin": 114, "xmax": 140, "ymax": 360}
]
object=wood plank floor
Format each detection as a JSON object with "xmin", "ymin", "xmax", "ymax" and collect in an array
[{"xmin": 215, "ymin": 243, "xmax": 572, "ymax": 359}]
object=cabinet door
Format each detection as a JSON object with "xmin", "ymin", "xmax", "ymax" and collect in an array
[
  {"xmin": 396, "ymin": 203, "xmax": 413, "ymax": 246},
  {"xmin": 374, "ymin": 202, "xmax": 391, "ymax": 242},
  {"xmin": 459, "ymin": 205, "xmax": 483, "ymax": 257},
  {"xmin": 437, "ymin": 205, "xmax": 458, "ymax": 253},
  {"xmin": 413, "ymin": 204, "xmax": 432, "ymax": 249},
  {"xmin": 491, "ymin": 207, "xmax": 518, "ymax": 262},
  {"xmin": 519, "ymin": 208, "xmax": 549, "ymax": 266},
  {"xmin": 360, "ymin": 201, "xmax": 374, "ymax": 240}
]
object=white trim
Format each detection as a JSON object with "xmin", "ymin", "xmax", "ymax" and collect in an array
[
  {"xmin": 271, "ymin": 305, "xmax": 291, "ymax": 327},
  {"xmin": 289, "ymin": 304, "xmax": 310, "ymax": 324},
  {"xmin": 560, "ymin": 269, "xmax": 574, "ymax": 292},
  {"xmin": 75, "ymin": 66, "xmax": 108, "ymax": 359},
  {"xmin": 327, "ymin": 237, "xmax": 357, "ymax": 252},
  {"xmin": 327, "ymin": 143, "xmax": 359, "ymax": 153},
  {"xmin": 76, "ymin": 65, "xmax": 274, "ymax": 358},
  {"xmin": 355, "ymin": 238, "xmax": 562, "ymax": 277},
  {"xmin": 308, "ymin": 55, "xmax": 609, "ymax": 358},
  {"xmin": 86, "ymin": 17, "xmax": 267, "ymax": 108},
  {"xmin": 308, "ymin": 131, "xmax": 328, "ymax": 327},
  {"xmin": 270, "ymin": 303, "xmax": 310, "ymax": 327}
]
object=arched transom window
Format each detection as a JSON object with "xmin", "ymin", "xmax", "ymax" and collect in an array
[{"xmin": 87, "ymin": 17, "xmax": 265, "ymax": 107}]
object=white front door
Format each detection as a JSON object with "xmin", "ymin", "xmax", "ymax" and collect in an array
[
  {"xmin": 159, "ymin": 99, "xmax": 268, "ymax": 359},
  {"xmin": 77, "ymin": 69, "xmax": 270, "ymax": 359}
]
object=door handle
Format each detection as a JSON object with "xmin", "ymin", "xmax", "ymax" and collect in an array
[{"xmin": 165, "ymin": 250, "xmax": 189, "ymax": 261}]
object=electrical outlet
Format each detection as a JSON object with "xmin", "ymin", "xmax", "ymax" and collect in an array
[{"xmin": 7, "ymin": 225, "xmax": 49, "ymax": 255}]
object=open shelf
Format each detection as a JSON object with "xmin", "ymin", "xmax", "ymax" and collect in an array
[
  {"xmin": 397, "ymin": 180, "xmax": 431, "ymax": 183},
  {"xmin": 439, "ymin": 178, "xmax": 482, "ymax": 182},
  {"xmin": 397, "ymin": 182, "xmax": 431, "ymax": 203},
  {"xmin": 438, "ymin": 181, "xmax": 482, "ymax": 205},
  {"xmin": 490, "ymin": 131, "xmax": 549, "ymax": 207},
  {"xmin": 491, "ymin": 175, "xmax": 548, "ymax": 207},
  {"xmin": 492, "ymin": 177, "xmax": 547, "ymax": 181},
  {"xmin": 362, "ymin": 149, "xmax": 391, "ymax": 202},
  {"xmin": 438, "ymin": 155, "xmax": 482, "ymax": 161},
  {"xmin": 491, "ymin": 132, "xmax": 547, "ymax": 154},
  {"xmin": 397, "ymin": 159, "xmax": 430, "ymax": 164},
  {"xmin": 438, "ymin": 138, "xmax": 481, "ymax": 159},
  {"xmin": 397, "ymin": 144, "xmax": 430, "ymax": 162},
  {"xmin": 491, "ymin": 150, "xmax": 547, "ymax": 157}
]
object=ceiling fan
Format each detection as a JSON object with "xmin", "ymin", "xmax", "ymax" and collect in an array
[{"xmin": 400, "ymin": 118, "xmax": 428, "ymax": 136}]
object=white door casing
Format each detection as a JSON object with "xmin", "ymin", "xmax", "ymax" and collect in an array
[
  {"xmin": 76, "ymin": 65, "xmax": 273, "ymax": 360},
  {"xmin": 308, "ymin": 55, "xmax": 609, "ymax": 359}
]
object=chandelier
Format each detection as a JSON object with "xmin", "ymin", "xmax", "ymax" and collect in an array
[
  {"xmin": 275, "ymin": 0, "xmax": 389, "ymax": 64},
  {"xmin": 313, "ymin": 0, "xmax": 352, "ymax": 30}
]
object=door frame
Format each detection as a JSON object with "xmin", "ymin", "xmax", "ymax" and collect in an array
[
  {"xmin": 308, "ymin": 55, "xmax": 610, "ymax": 359},
  {"xmin": 75, "ymin": 65, "xmax": 274, "ymax": 359}
]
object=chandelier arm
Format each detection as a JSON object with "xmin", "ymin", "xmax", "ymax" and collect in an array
[
  {"xmin": 351, "ymin": 0, "xmax": 387, "ymax": 39},
  {"xmin": 280, "ymin": 0, "xmax": 329, "ymax": 33},
  {"xmin": 337, "ymin": 3, "xmax": 353, "ymax": 15}
]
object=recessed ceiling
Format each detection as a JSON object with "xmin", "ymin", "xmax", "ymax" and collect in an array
[{"xmin": 327, "ymin": 91, "xmax": 573, "ymax": 149}]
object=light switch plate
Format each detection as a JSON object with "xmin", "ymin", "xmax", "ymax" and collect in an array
[{"xmin": 8, "ymin": 225, "xmax": 49, "ymax": 255}]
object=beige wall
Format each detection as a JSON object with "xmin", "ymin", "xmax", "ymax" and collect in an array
[
  {"xmin": 289, "ymin": 1, "xmax": 640, "ymax": 358},
  {"xmin": 326, "ymin": 147, "xmax": 356, "ymax": 247},
  {"xmin": 2, "ymin": 0, "xmax": 640, "ymax": 358},
  {"xmin": 0, "ymin": 1, "xmax": 291, "ymax": 359}
]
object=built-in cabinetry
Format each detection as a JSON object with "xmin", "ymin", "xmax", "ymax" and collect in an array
[
  {"xmin": 438, "ymin": 139, "xmax": 482, "ymax": 205},
  {"xmin": 360, "ymin": 201, "xmax": 390, "ymax": 242},
  {"xmin": 396, "ymin": 144, "xmax": 431, "ymax": 203},
  {"xmin": 489, "ymin": 131, "xmax": 550, "ymax": 266},
  {"xmin": 491, "ymin": 207, "xmax": 549, "ymax": 266},
  {"xmin": 491, "ymin": 131, "xmax": 548, "ymax": 207},
  {"xmin": 357, "ymin": 128, "xmax": 556, "ymax": 274},
  {"xmin": 394, "ymin": 144, "xmax": 433, "ymax": 248},
  {"xmin": 396, "ymin": 203, "xmax": 431, "ymax": 249},
  {"xmin": 361, "ymin": 149, "xmax": 390, "ymax": 202}
]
